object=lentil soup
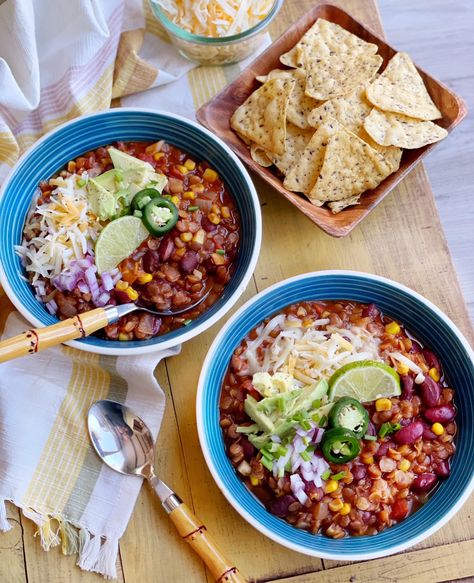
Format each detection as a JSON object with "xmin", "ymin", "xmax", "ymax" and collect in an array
[
  {"xmin": 17, "ymin": 141, "xmax": 241, "ymax": 341},
  {"xmin": 219, "ymin": 300, "xmax": 456, "ymax": 538}
]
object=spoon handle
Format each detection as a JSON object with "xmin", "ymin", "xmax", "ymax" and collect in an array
[{"xmin": 169, "ymin": 502, "xmax": 246, "ymax": 582}]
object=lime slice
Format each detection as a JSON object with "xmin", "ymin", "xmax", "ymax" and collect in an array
[
  {"xmin": 328, "ymin": 360, "xmax": 401, "ymax": 403},
  {"xmin": 95, "ymin": 216, "xmax": 149, "ymax": 274}
]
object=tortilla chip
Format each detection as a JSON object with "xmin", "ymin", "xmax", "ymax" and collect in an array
[
  {"xmin": 328, "ymin": 196, "xmax": 361, "ymax": 213},
  {"xmin": 363, "ymin": 107, "xmax": 448, "ymax": 149},
  {"xmin": 308, "ymin": 81, "xmax": 373, "ymax": 133},
  {"xmin": 230, "ymin": 77, "xmax": 295, "ymax": 155},
  {"xmin": 283, "ymin": 116, "xmax": 342, "ymax": 194},
  {"xmin": 250, "ymin": 143, "xmax": 273, "ymax": 167},
  {"xmin": 309, "ymin": 129, "xmax": 393, "ymax": 202},
  {"xmin": 358, "ymin": 127, "xmax": 403, "ymax": 172},
  {"xmin": 366, "ymin": 52, "xmax": 441, "ymax": 120},
  {"xmin": 304, "ymin": 51, "xmax": 383, "ymax": 101},
  {"xmin": 257, "ymin": 69, "xmax": 322, "ymax": 129},
  {"xmin": 270, "ymin": 124, "xmax": 314, "ymax": 175},
  {"xmin": 280, "ymin": 18, "xmax": 378, "ymax": 69}
]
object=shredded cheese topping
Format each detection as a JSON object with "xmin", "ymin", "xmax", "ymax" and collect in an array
[
  {"xmin": 154, "ymin": 0, "xmax": 274, "ymax": 37},
  {"xmin": 16, "ymin": 175, "xmax": 102, "ymax": 283},
  {"xmin": 243, "ymin": 313, "xmax": 382, "ymax": 382}
]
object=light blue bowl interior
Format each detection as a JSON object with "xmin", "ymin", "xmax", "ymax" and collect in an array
[
  {"xmin": 200, "ymin": 273, "xmax": 474, "ymax": 555},
  {"xmin": 0, "ymin": 110, "xmax": 258, "ymax": 349}
]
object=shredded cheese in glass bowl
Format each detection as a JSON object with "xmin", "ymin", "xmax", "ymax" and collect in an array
[{"xmin": 150, "ymin": 0, "xmax": 284, "ymax": 65}]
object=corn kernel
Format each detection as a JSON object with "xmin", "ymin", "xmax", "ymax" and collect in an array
[
  {"xmin": 184, "ymin": 159, "xmax": 196, "ymax": 171},
  {"xmin": 115, "ymin": 280, "xmax": 129, "ymax": 291},
  {"xmin": 250, "ymin": 476, "xmax": 260, "ymax": 487},
  {"xmin": 183, "ymin": 191, "xmax": 196, "ymax": 200},
  {"xmin": 325, "ymin": 480, "xmax": 338, "ymax": 494},
  {"xmin": 180, "ymin": 232, "xmax": 193, "ymax": 242},
  {"xmin": 177, "ymin": 164, "xmax": 189, "ymax": 175},
  {"xmin": 170, "ymin": 195, "xmax": 180, "ymax": 206},
  {"xmin": 221, "ymin": 206, "xmax": 231, "ymax": 219},
  {"xmin": 375, "ymin": 398, "xmax": 392, "ymax": 412},
  {"xmin": 339, "ymin": 503, "xmax": 351, "ymax": 516},
  {"xmin": 429, "ymin": 367, "xmax": 440, "ymax": 382},
  {"xmin": 125, "ymin": 287, "xmax": 138, "ymax": 301},
  {"xmin": 211, "ymin": 203, "xmax": 221, "ymax": 215},
  {"xmin": 203, "ymin": 168, "xmax": 218, "ymax": 182},
  {"xmin": 137, "ymin": 273, "xmax": 153, "ymax": 284},
  {"xmin": 175, "ymin": 247, "xmax": 186, "ymax": 257},
  {"xmin": 153, "ymin": 152, "xmax": 164, "ymax": 161},
  {"xmin": 399, "ymin": 459, "xmax": 411, "ymax": 472},
  {"xmin": 208, "ymin": 212, "xmax": 221, "ymax": 225},
  {"xmin": 361, "ymin": 454, "xmax": 374, "ymax": 465},
  {"xmin": 191, "ymin": 183, "xmax": 205, "ymax": 192},
  {"xmin": 329, "ymin": 498, "xmax": 344, "ymax": 512},
  {"xmin": 302, "ymin": 318, "xmax": 314, "ymax": 328},
  {"xmin": 432, "ymin": 422, "xmax": 445, "ymax": 436},
  {"xmin": 193, "ymin": 229, "xmax": 206, "ymax": 245},
  {"xmin": 397, "ymin": 363, "xmax": 410, "ymax": 375},
  {"xmin": 385, "ymin": 321, "xmax": 401, "ymax": 335},
  {"xmin": 118, "ymin": 333, "xmax": 130, "ymax": 342},
  {"xmin": 67, "ymin": 161, "xmax": 76, "ymax": 173}
]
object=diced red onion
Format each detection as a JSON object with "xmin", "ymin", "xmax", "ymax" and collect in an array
[
  {"xmin": 85, "ymin": 266, "xmax": 100, "ymax": 299},
  {"xmin": 195, "ymin": 198, "xmax": 213, "ymax": 213},
  {"xmin": 290, "ymin": 473, "xmax": 304, "ymax": 492},
  {"xmin": 270, "ymin": 435, "xmax": 281, "ymax": 443},
  {"xmin": 112, "ymin": 271, "xmax": 122, "ymax": 285},
  {"xmin": 77, "ymin": 281, "xmax": 90, "ymax": 294},
  {"xmin": 95, "ymin": 291, "xmax": 111, "ymax": 307},
  {"xmin": 294, "ymin": 489, "xmax": 308, "ymax": 505},
  {"xmin": 301, "ymin": 460, "xmax": 312, "ymax": 472},
  {"xmin": 77, "ymin": 257, "xmax": 93, "ymax": 269},
  {"xmin": 45, "ymin": 299, "xmax": 58, "ymax": 315},
  {"xmin": 291, "ymin": 458, "xmax": 302, "ymax": 473},
  {"xmin": 302, "ymin": 469, "xmax": 314, "ymax": 482},
  {"xmin": 101, "ymin": 272, "xmax": 114, "ymax": 291},
  {"xmin": 313, "ymin": 428, "xmax": 325, "ymax": 444}
]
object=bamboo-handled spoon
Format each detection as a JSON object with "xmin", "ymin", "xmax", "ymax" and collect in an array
[
  {"xmin": 0, "ymin": 287, "xmax": 211, "ymax": 364},
  {"xmin": 88, "ymin": 400, "xmax": 246, "ymax": 582}
]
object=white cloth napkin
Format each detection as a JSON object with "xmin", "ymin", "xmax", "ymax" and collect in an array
[{"xmin": 0, "ymin": 0, "xmax": 271, "ymax": 578}]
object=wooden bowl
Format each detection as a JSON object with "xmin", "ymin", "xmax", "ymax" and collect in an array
[{"xmin": 196, "ymin": 3, "xmax": 467, "ymax": 237}]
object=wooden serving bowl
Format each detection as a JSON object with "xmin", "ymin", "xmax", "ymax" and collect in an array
[{"xmin": 197, "ymin": 3, "xmax": 467, "ymax": 237}]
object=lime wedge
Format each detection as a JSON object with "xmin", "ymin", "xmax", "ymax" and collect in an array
[
  {"xmin": 95, "ymin": 216, "xmax": 149, "ymax": 274},
  {"xmin": 328, "ymin": 360, "xmax": 401, "ymax": 403}
]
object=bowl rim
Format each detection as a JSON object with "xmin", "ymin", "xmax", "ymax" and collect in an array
[
  {"xmin": 149, "ymin": 0, "xmax": 284, "ymax": 45},
  {"xmin": 0, "ymin": 107, "xmax": 262, "ymax": 356},
  {"xmin": 196, "ymin": 269, "xmax": 474, "ymax": 560}
]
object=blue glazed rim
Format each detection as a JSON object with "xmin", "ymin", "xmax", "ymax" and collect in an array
[
  {"xmin": 197, "ymin": 270, "xmax": 474, "ymax": 560},
  {"xmin": 0, "ymin": 108, "xmax": 262, "ymax": 356}
]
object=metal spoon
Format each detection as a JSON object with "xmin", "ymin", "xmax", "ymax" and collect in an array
[
  {"xmin": 88, "ymin": 400, "xmax": 245, "ymax": 583},
  {"xmin": 0, "ymin": 285, "xmax": 211, "ymax": 363}
]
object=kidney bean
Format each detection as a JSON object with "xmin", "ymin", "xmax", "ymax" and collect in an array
[
  {"xmin": 412, "ymin": 473, "xmax": 437, "ymax": 493},
  {"xmin": 434, "ymin": 461, "xmax": 451, "ymax": 478},
  {"xmin": 180, "ymin": 250, "xmax": 199, "ymax": 274},
  {"xmin": 375, "ymin": 441, "xmax": 393, "ymax": 459},
  {"xmin": 423, "ymin": 349, "xmax": 441, "ymax": 371},
  {"xmin": 424, "ymin": 404, "xmax": 456, "ymax": 424},
  {"xmin": 269, "ymin": 495, "xmax": 295, "ymax": 518},
  {"xmin": 143, "ymin": 249, "xmax": 159, "ymax": 274},
  {"xmin": 420, "ymin": 376, "xmax": 441, "ymax": 407},
  {"xmin": 410, "ymin": 340, "xmax": 422, "ymax": 353},
  {"xmin": 158, "ymin": 236, "xmax": 175, "ymax": 262},
  {"xmin": 305, "ymin": 483, "xmax": 323, "ymax": 501},
  {"xmin": 362, "ymin": 303, "xmax": 379, "ymax": 318},
  {"xmin": 394, "ymin": 420, "xmax": 424, "ymax": 445},
  {"xmin": 201, "ymin": 215, "xmax": 217, "ymax": 233},
  {"xmin": 401, "ymin": 375, "xmax": 415, "ymax": 400},
  {"xmin": 114, "ymin": 290, "xmax": 132, "ymax": 305},
  {"xmin": 366, "ymin": 421, "xmax": 376, "ymax": 437},
  {"xmin": 240, "ymin": 437, "xmax": 255, "ymax": 460},
  {"xmin": 421, "ymin": 421, "xmax": 437, "ymax": 441}
]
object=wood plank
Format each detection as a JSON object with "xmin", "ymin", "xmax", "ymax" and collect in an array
[
  {"xmin": 270, "ymin": 540, "xmax": 474, "ymax": 583},
  {"xmin": 0, "ymin": 503, "xmax": 27, "ymax": 583},
  {"xmin": 120, "ymin": 361, "xmax": 207, "ymax": 583}
]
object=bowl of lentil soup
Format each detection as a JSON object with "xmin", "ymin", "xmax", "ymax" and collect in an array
[
  {"xmin": 197, "ymin": 271, "xmax": 474, "ymax": 560},
  {"xmin": 0, "ymin": 109, "xmax": 261, "ymax": 355}
]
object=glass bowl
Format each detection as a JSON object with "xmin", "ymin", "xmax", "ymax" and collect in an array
[{"xmin": 149, "ymin": 0, "xmax": 284, "ymax": 65}]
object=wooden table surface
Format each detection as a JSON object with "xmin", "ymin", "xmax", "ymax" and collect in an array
[{"xmin": 2, "ymin": 1, "xmax": 473, "ymax": 582}]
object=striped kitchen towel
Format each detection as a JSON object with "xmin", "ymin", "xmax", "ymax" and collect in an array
[{"xmin": 0, "ymin": 0, "xmax": 271, "ymax": 579}]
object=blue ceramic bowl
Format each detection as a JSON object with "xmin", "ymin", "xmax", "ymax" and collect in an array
[
  {"xmin": 197, "ymin": 271, "xmax": 474, "ymax": 560},
  {"xmin": 0, "ymin": 109, "xmax": 261, "ymax": 356}
]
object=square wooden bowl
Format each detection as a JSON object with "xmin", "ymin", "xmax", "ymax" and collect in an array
[{"xmin": 197, "ymin": 3, "xmax": 467, "ymax": 237}]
